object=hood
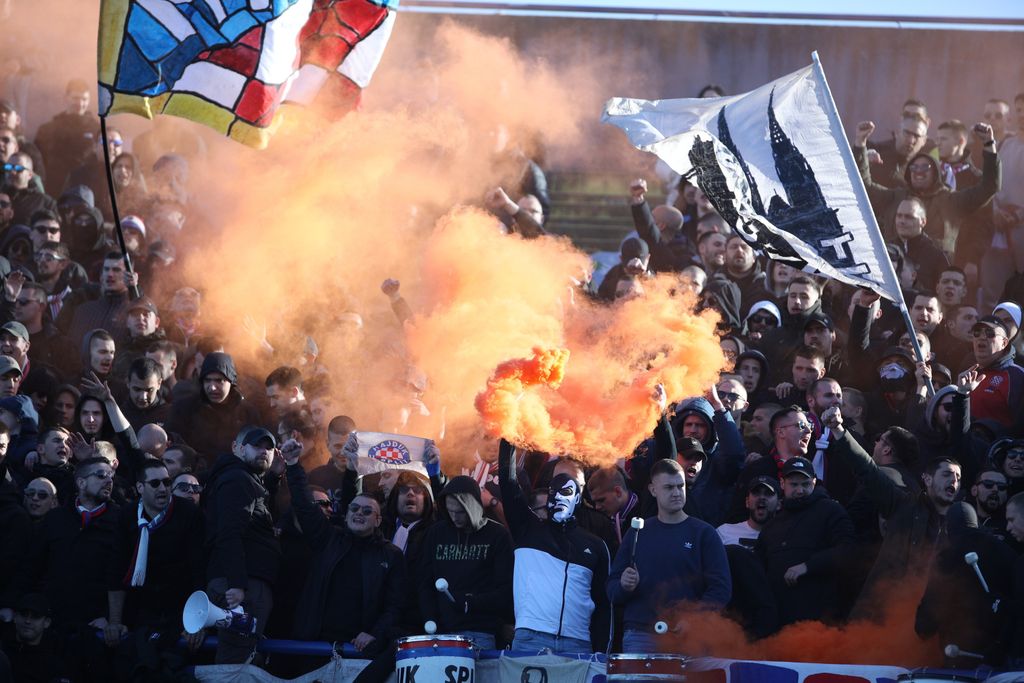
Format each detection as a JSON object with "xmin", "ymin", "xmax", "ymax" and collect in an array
[
  {"xmin": 925, "ymin": 385, "xmax": 959, "ymax": 431},
  {"xmin": 440, "ymin": 475, "xmax": 486, "ymax": 531},
  {"xmin": 79, "ymin": 328, "xmax": 110, "ymax": 370},
  {"xmin": 0, "ymin": 224, "xmax": 31, "ymax": 254},
  {"xmin": 704, "ymin": 277, "xmax": 742, "ymax": 332},
  {"xmin": 59, "ymin": 184, "xmax": 96, "ymax": 208},
  {"xmin": 722, "ymin": 334, "xmax": 746, "ymax": 356},
  {"xmin": 904, "ymin": 153, "xmax": 944, "ymax": 196},
  {"xmin": 736, "ymin": 349, "xmax": 770, "ymax": 392},
  {"xmin": 0, "ymin": 395, "xmax": 38, "ymax": 432},
  {"xmin": 199, "ymin": 352, "xmax": 238, "ymax": 385},
  {"xmin": 671, "ymin": 396, "xmax": 718, "ymax": 454},
  {"xmin": 205, "ymin": 451, "xmax": 260, "ymax": 498},
  {"xmin": 744, "ymin": 300, "xmax": 782, "ymax": 330}
]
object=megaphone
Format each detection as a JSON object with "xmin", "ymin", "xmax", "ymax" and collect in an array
[{"xmin": 182, "ymin": 591, "xmax": 256, "ymax": 635}]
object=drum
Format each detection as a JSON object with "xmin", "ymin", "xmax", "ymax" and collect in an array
[
  {"xmin": 607, "ymin": 653, "xmax": 688, "ymax": 682},
  {"xmin": 897, "ymin": 673, "xmax": 980, "ymax": 682},
  {"xmin": 396, "ymin": 635, "xmax": 476, "ymax": 683}
]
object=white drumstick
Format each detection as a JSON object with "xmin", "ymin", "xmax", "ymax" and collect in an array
[
  {"xmin": 424, "ymin": 621, "xmax": 437, "ymax": 635},
  {"xmin": 435, "ymin": 578, "xmax": 456, "ymax": 603},
  {"xmin": 655, "ymin": 621, "xmax": 668, "ymax": 634},
  {"xmin": 964, "ymin": 552, "xmax": 991, "ymax": 593},
  {"xmin": 945, "ymin": 644, "xmax": 984, "ymax": 660},
  {"xmin": 631, "ymin": 517, "xmax": 644, "ymax": 566}
]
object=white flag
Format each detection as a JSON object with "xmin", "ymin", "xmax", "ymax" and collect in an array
[
  {"xmin": 351, "ymin": 431, "xmax": 429, "ymax": 478},
  {"xmin": 602, "ymin": 56, "xmax": 904, "ymax": 303}
]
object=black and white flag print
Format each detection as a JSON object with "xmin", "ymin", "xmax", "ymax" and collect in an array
[{"xmin": 602, "ymin": 59, "xmax": 904, "ymax": 303}]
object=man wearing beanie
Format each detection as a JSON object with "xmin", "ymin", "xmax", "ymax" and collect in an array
[{"xmin": 416, "ymin": 476, "xmax": 514, "ymax": 649}]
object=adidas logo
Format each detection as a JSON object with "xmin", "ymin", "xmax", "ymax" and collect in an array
[
  {"xmin": 683, "ymin": 542, "xmax": 693, "ymax": 549},
  {"xmin": 583, "ymin": 548, "xmax": 592, "ymax": 554}
]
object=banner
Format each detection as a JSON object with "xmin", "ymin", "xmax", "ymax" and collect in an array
[
  {"xmin": 602, "ymin": 55, "xmax": 904, "ymax": 303},
  {"xmin": 98, "ymin": 0, "xmax": 397, "ymax": 148},
  {"xmin": 351, "ymin": 430, "xmax": 429, "ymax": 477}
]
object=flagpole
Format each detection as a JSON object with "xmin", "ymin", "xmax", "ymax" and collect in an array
[
  {"xmin": 810, "ymin": 51, "xmax": 934, "ymax": 397},
  {"xmin": 99, "ymin": 115, "xmax": 140, "ymax": 301}
]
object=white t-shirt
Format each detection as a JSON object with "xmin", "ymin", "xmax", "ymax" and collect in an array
[{"xmin": 716, "ymin": 521, "xmax": 760, "ymax": 549}]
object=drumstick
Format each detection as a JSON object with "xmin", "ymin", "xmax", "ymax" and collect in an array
[
  {"xmin": 424, "ymin": 621, "xmax": 437, "ymax": 635},
  {"xmin": 945, "ymin": 644, "xmax": 984, "ymax": 660},
  {"xmin": 964, "ymin": 552, "xmax": 991, "ymax": 593},
  {"xmin": 435, "ymin": 578, "xmax": 456, "ymax": 603},
  {"xmin": 630, "ymin": 517, "xmax": 644, "ymax": 566}
]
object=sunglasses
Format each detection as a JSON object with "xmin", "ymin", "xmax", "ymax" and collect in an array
[
  {"xmin": 13, "ymin": 298, "xmax": 36, "ymax": 307},
  {"xmin": 35, "ymin": 252, "xmax": 64, "ymax": 263},
  {"xmin": 783, "ymin": 422, "xmax": 812, "ymax": 432},
  {"xmin": 978, "ymin": 480, "xmax": 1008, "ymax": 491},
  {"xmin": 347, "ymin": 503, "xmax": 377, "ymax": 516},
  {"xmin": 2, "ymin": 163, "xmax": 29, "ymax": 173},
  {"xmin": 938, "ymin": 402, "xmax": 954, "ymax": 411},
  {"xmin": 1006, "ymin": 451, "xmax": 1024, "ymax": 461},
  {"xmin": 85, "ymin": 470, "xmax": 114, "ymax": 481},
  {"xmin": 0, "ymin": 200, "xmax": 10, "ymax": 209},
  {"xmin": 24, "ymin": 490, "xmax": 51, "ymax": 500},
  {"xmin": 750, "ymin": 315, "xmax": 776, "ymax": 325},
  {"xmin": 972, "ymin": 328, "xmax": 1000, "ymax": 339},
  {"xmin": 0, "ymin": 137, "xmax": 14, "ymax": 144},
  {"xmin": 314, "ymin": 499, "xmax": 332, "ymax": 509},
  {"xmin": 145, "ymin": 478, "xmax": 173, "ymax": 489},
  {"xmin": 110, "ymin": 139, "xmax": 124, "ymax": 147},
  {"xmin": 173, "ymin": 482, "xmax": 202, "ymax": 495},
  {"xmin": 908, "ymin": 164, "xmax": 932, "ymax": 173},
  {"xmin": 719, "ymin": 391, "xmax": 744, "ymax": 404},
  {"xmin": 32, "ymin": 226, "xmax": 59, "ymax": 234}
]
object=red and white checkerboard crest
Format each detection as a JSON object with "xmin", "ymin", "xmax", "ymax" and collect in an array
[{"xmin": 368, "ymin": 439, "xmax": 411, "ymax": 464}]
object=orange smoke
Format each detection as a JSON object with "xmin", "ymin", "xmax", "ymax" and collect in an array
[{"xmin": 662, "ymin": 585, "xmax": 940, "ymax": 667}]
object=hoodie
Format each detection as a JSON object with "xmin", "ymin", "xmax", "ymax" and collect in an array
[
  {"xmin": 416, "ymin": 476, "xmax": 515, "ymax": 635},
  {"xmin": 0, "ymin": 395, "xmax": 38, "ymax": 476},
  {"xmin": 204, "ymin": 452, "xmax": 281, "ymax": 587},
  {"xmin": 671, "ymin": 397, "xmax": 745, "ymax": 527},
  {"xmin": 755, "ymin": 298, "xmax": 823, "ymax": 377},
  {"xmin": 165, "ymin": 353, "xmax": 261, "ymax": 467}
]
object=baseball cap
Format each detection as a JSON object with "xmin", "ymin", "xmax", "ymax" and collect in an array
[
  {"xmin": 120, "ymin": 215, "xmax": 146, "ymax": 237},
  {"xmin": 748, "ymin": 475, "xmax": 778, "ymax": 494},
  {"xmin": 240, "ymin": 426, "xmax": 276, "ymax": 448},
  {"xmin": 14, "ymin": 593, "xmax": 50, "ymax": 617},
  {"xmin": 973, "ymin": 315, "xmax": 1009, "ymax": 337},
  {"xmin": 126, "ymin": 297, "xmax": 158, "ymax": 316},
  {"xmin": 0, "ymin": 355, "xmax": 22, "ymax": 377},
  {"xmin": 676, "ymin": 436, "xmax": 706, "ymax": 462},
  {"xmin": 803, "ymin": 312, "xmax": 834, "ymax": 332},
  {"xmin": 781, "ymin": 456, "xmax": 815, "ymax": 480},
  {"xmin": 0, "ymin": 321, "xmax": 29, "ymax": 342}
]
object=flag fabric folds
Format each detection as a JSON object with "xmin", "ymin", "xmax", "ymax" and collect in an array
[
  {"xmin": 602, "ymin": 58, "xmax": 904, "ymax": 303},
  {"xmin": 98, "ymin": 0, "xmax": 398, "ymax": 148}
]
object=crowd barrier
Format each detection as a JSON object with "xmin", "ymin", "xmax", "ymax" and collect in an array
[{"xmin": 179, "ymin": 639, "xmax": 1021, "ymax": 683}]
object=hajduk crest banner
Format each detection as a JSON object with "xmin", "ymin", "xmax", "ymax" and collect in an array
[{"xmin": 602, "ymin": 56, "xmax": 904, "ymax": 303}]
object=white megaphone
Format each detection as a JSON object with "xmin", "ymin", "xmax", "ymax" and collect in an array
[{"xmin": 182, "ymin": 591, "xmax": 256, "ymax": 635}]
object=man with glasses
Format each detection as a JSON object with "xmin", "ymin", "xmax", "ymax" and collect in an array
[
  {"xmin": 971, "ymin": 468, "xmax": 1009, "ymax": 538},
  {"xmin": 282, "ymin": 439, "xmax": 406, "ymax": 680},
  {"xmin": 23, "ymin": 478, "xmax": 59, "ymax": 520},
  {"xmin": 204, "ymin": 426, "xmax": 281, "ymax": 664},
  {"xmin": 105, "ymin": 459, "xmax": 205, "ymax": 652},
  {"xmin": 29, "ymin": 242, "xmax": 87, "ymax": 321},
  {"xmin": 2, "ymin": 152, "xmax": 56, "ymax": 226},
  {"xmin": 28, "ymin": 209, "xmax": 60, "ymax": 254},
  {"xmin": 172, "ymin": 474, "xmax": 202, "ymax": 505},
  {"xmin": 716, "ymin": 377, "xmax": 748, "ymax": 424},
  {"xmin": 21, "ymin": 457, "xmax": 119, "ymax": 631},
  {"xmin": 968, "ymin": 316, "xmax": 1024, "ymax": 433},
  {"xmin": 733, "ymin": 407, "xmax": 814, "ymax": 519}
]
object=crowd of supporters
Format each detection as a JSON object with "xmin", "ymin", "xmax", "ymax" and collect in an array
[{"xmin": 1, "ymin": 55, "xmax": 1024, "ymax": 683}]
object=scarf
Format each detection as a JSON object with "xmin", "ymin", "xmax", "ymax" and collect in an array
[
  {"xmin": 613, "ymin": 492, "xmax": 639, "ymax": 543},
  {"xmin": 129, "ymin": 500, "xmax": 171, "ymax": 587},
  {"xmin": 392, "ymin": 518, "xmax": 419, "ymax": 554},
  {"xmin": 46, "ymin": 285, "xmax": 72, "ymax": 321},
  {"xmin": 76, "ymin": 500, "xmax": 108, "ymax": 528}
]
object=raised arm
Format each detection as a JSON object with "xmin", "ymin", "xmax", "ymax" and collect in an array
[
  {"xmin": 497, "ymin": 438, "xmax": 532, "ymax": 537},
  {"xmin": 852, "ymin": 121, "xmax": 899, "ymax": 206}
]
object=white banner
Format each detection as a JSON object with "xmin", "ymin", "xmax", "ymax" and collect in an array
[
  {"xmin": 602, "ymin": 55, "xmax": 904, "ymax": 303},
  {"xmin": 351, "ymin": 431, "xmax": 430, "ymax": 477}
]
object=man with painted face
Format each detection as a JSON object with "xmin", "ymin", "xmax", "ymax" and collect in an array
[
  {"xmin": 204, "ymin": 426, "xmax": 282, "ymax": 664},
  {"xmin": 498, "ymin": 438, "xmax": 610, "ymax": 653},
  {"xmin": 609, "ymin": 459, "xmax": 731, "ymax": 653}
]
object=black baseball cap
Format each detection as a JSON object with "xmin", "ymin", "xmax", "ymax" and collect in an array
[
  {"xmin": 781, "ymin": 456, "xmax": 815, "ymax": 480},
  {"xmin": 126, "ymin": 296, "xmax": 159, "ymax": 316},
  {"xmin": 15, "ymin": 593, "xmax": 50, "ymax": 617},
  {"xmin": 676, "ymin": 436, "xmax": 706, "ymax": 462},
  {"xmin": 240, "ymin": 426, "xmax": 276, "ymax": 448},
  {"xmin": 803, "ymin": 312, "xmax": 835, "ymax": 332},
  {"xmin": 973, "ymin": 315, "xmax": 1009, "ymax": 337},
  {"xmin": 748, "ymin": 475, "xmax": 778, "ymax": 494}
]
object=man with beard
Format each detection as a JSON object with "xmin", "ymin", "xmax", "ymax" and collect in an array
[
  {"xmin": 22, "ymin": 457, "xmax": 119, "ymax": 632},
  {"xmin": 732, "ymin": 406, "xmax": 814, "ymax": 520},
  {"xmin": 755, "ymin": 457, "xmax": 853, "ymax": 625},
  {"xmin": 717, "ymin": 476, "xmax": 779, "ymax": 548},
  {"xmin": 121, "ymin": 358, "xmax": 171, "ymax": 429},
  {"xmin": 204, "ymin": 426, "xmax": 281, "ymax": 664},
  {"xmin": 971, "ymin": 468, "xmax": 1009, "ymax": 538},
  {"xmin": 822, "ymin": 406, "xmax": 963, "ymax": 625},
  {"xmin": 499, "ymin": 439, "xmax": 610, "ymax": 653},
  {"xmin": 104, "ymin": 459, "xmax": 205, "ymax": 655},
  {"xmin": 609, "ymin": 459, "xmax": 730, "ymax": 653}
]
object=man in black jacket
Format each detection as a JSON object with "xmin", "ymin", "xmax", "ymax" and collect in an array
[
  {"xmin": 204, "ymin": 426, "xmax": 281, "ymax": 664},
  {"xmin": 283, "ymin": 440, "xmax": 405, "ymax": 683},
  {"xmin": 105, "ymin": 459, "xmax": 206, "ymax": 649},
  {"xmin": 754, "ymin": 457, "xmax": 853, "ymax": 626},
  {"xmin": 417, "ymin": 476, "xmax": 514, "ymax": 649},
  {"xmin": 499, "ymin": 439, "xmax": 610, "ymax": 653}
]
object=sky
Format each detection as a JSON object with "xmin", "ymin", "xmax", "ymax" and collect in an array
[{"xmin": 400, "ymin": 0, "xmax": 1024, "ymax": 30}]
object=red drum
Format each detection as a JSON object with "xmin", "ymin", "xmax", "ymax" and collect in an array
[
  {"xmin": 396, "ymin": 635, "xmax": 476, "ymax": 683},
  {"xmin": 607, "ymin": 653, "xmax": 688, "ymax": 681}
]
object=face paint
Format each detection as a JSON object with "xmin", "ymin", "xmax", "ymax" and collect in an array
[{"xmin": 548, "ymin": 474, "xmax": 581, "ymax": 523}]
